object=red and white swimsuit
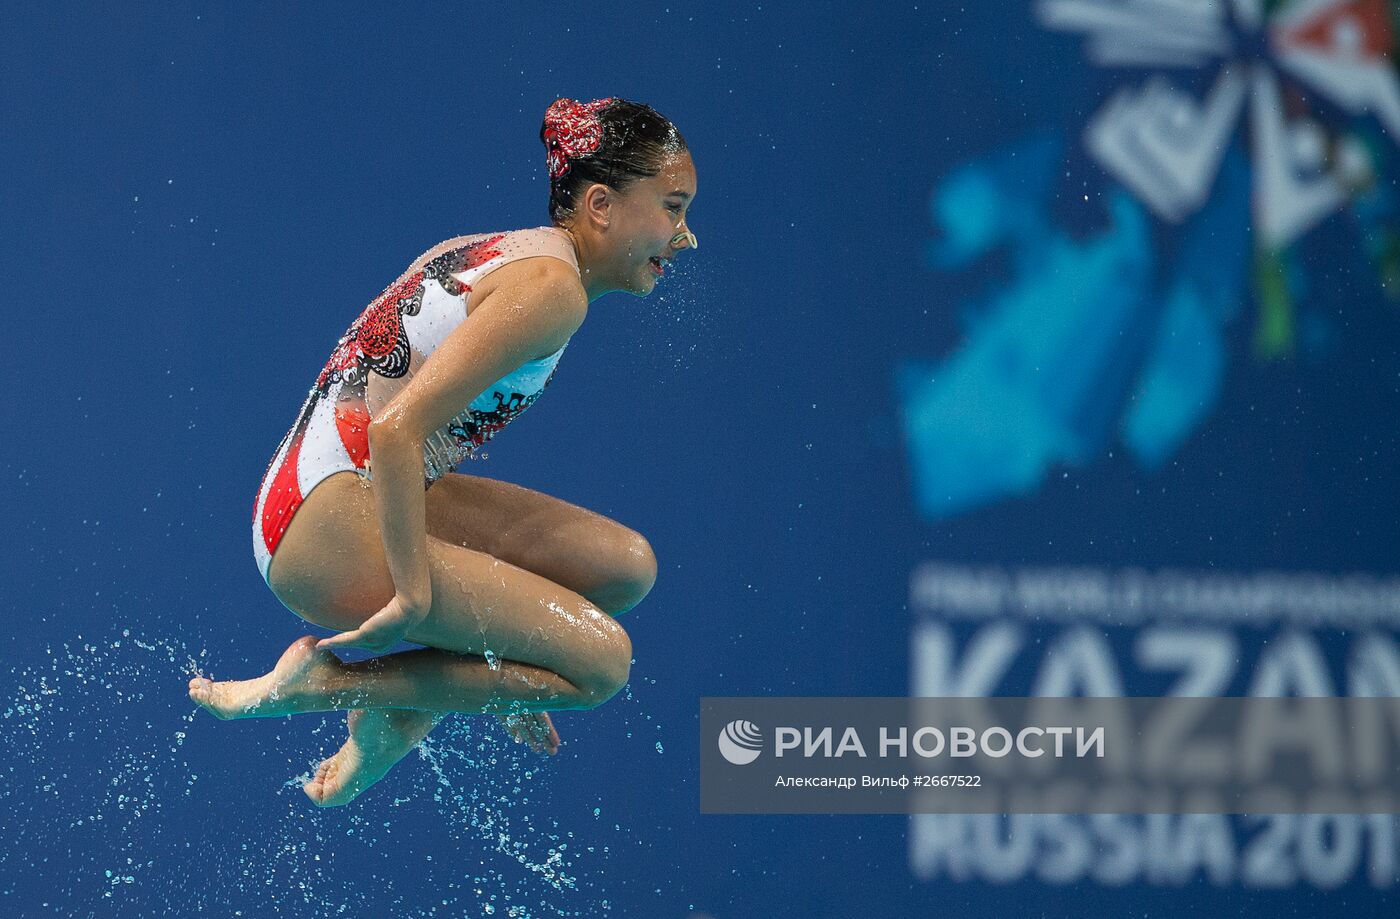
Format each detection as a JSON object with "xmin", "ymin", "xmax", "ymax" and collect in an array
[{"xmin": 251, "ymin": 226, "xmax": 579, "ymax": 586}]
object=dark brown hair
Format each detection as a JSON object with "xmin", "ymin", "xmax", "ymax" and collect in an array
[{"xmin": 541, "ymin": 98, "xmax": 688, "ymax": 225}]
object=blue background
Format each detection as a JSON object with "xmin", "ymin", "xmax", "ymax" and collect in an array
[{"xmin": 3, "ymin": 2, "xmax": 1397, "ymax": 916}]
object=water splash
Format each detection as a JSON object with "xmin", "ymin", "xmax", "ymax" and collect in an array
[
  {"xmin": 634, "ymin": 254, "xmax": 716, "ymax": 374},
  {"xmin": 0, "ymin": 626, "xmax": 646, "ymax": 916}
]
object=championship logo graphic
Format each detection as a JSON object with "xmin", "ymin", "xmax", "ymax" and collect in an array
[
  {"xmin": 898, "ymin": 0, "xmax": 1400, "ymax": 891},
  {"xmin": 897, "ymin": 0, "xmax": 1399, "ymax": 519}
]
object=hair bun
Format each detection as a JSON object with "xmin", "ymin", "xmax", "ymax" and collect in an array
[{"xmin": 541, "ymin": 97, "xmax": 615, "ymax": 180}]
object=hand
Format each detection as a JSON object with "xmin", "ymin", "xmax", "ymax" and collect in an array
[
  {"xmin": 497, "ymin": 711, "xmax": 560, "ymax": 755},
  {"xmin": 316, "ymin": 593, "xmax": 428, "ymax": 654}
]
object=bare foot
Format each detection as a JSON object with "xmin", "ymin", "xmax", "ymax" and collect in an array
[
  {"xmin": 497, "ymin": 711, "xmax": 561, "ymax": 755},
  {"xmin": 187, "ymin": 636, "xmax": 344, "ymax": 719},
  {"xmin": 302, "ymin": 707, "xmax": 439, "ymax": 807}
]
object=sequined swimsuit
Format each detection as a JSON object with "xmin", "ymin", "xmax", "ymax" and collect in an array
[{"xmin": 251, "ymin": 226, "xmax": 579, "ymax": 586}]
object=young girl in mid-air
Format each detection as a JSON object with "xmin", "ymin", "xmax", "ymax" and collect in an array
[{"xmin": 188, "ymin": 96, "xmax": 697, "ymax": 806}]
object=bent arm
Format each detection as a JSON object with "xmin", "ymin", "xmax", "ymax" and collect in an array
[
  {"xmin": 365, "ymin": 424, "xmax": 436, "ymax": 609},
  {"xmin": 365, "ymin": 260, "xmax": 588, "ymax": 611}
]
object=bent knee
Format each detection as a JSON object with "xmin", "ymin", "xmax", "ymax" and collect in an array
[
  {"xmin": 576, "ymin": 618, "xmax": 633, "ymax": 707},
  {"xmin": 591, "ymin": 532, "xmax": 658, "ymax": 615}
]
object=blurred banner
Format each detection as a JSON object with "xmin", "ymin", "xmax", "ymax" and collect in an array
[{"xmin": 897, "ymin": 0, "xmax": 1400, "ymax": 891}]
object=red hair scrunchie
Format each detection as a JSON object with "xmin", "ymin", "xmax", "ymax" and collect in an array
[{"xmin": 543, "ymin": 97, "xmax": 615, "ymax": 180}]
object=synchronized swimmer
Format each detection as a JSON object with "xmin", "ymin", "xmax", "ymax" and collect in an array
[{"xmin": 188, "ymin": 97, "xmax": 697, "ymax": 806}]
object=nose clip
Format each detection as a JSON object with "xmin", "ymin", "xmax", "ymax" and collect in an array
[{"xmin": 670, "ymin": 229, "xmax": 698, "ymax": 251}]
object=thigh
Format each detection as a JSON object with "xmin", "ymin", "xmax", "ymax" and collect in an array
[
  {"xmin": 423, "ymin": 472, "xmax": 656, "ymax": 611},
  {"xmin": 265, "ymin": 474, "xmax": 629, "ymax": 692},
  {"xmin": 406, "ymin": 534, "xmax": 631, "ymax": 695}
]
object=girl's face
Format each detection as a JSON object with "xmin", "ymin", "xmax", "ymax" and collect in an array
[{"xmin": 610, "ymin": 150, "xmax": 697, "ymax": 296}]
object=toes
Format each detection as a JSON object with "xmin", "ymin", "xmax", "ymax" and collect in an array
[
  {"xmin": 304, "ymin": 759, "xmax": 354, "ymax": 807},
  {"xmin": 498, "ymin": 713, "xmax": 558, "ymax": 754},
  {"xmin": 188, "ymin": 680, "xmax": 221, "ymax": 713},
  {"xmin": 525, "ymin": 715, "xmax": 558, "ymax": 754},
  {"xmin": 314, "ymin": 782, "xmax": 354, "ymax": 808},
  {"xmin": 304, "ymin": 766, "xmax": 332, "ymax": 805}
]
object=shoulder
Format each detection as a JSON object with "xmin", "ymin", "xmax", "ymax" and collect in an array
[
  {"xmin": 480, "ymin": 255, "xmax": 586, "ymax": 317},
  {"xmin": 465, "ymin": 254, "xmax": 586, "ymax": 361}
]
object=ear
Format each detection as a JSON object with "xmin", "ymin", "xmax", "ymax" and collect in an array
[{"xmin": 579, "ymin": 182, "xmax": 614, "ymax": 229}]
